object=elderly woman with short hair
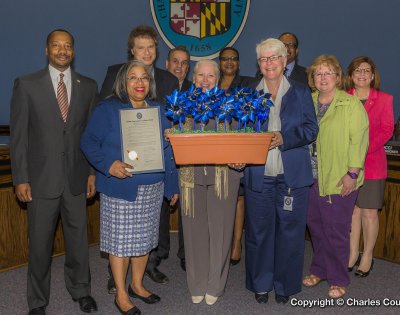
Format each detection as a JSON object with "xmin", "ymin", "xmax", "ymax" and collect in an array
[
  {"xmin": 243, "ymin": 38, "xmax": 318, "ymax": 304},
  {"xmin": 81, "ymin": 60, "xmax": 178, "ymax": 315},
  {"xmin": 303, "ymin": 55, "xmax": 369, "ymax": 299},
  {"xmin": 180, "ymin": 59, "xmax": 243, "ymax": 306}
]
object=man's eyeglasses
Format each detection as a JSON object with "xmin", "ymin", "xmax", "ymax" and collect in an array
[
  {"xmin": 220, "ymin": 56, "xmax": 239, "ymax": 62},
  {"xmin": 282, "ymin": 43, "xmax": 297, "ymax": 49},
  {"xmin": 258, "ymin": 55, "xmax": 282, "ymax": 63},
  {"xmin": 170, "ymin": 59, "xmax": 189, "ymax": 67}
]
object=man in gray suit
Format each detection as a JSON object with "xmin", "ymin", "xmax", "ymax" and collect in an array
[{"xmin": 10, "ymin": 29, "xmax": 98, "ymax": 315}]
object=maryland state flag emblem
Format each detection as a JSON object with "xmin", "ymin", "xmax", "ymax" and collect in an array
[
  {"xmin": 150, "ymin": 0, "xmax": 250, "ymax": 59},
  {"xmin": 170, "ymin": 0, "xmax": 231, "ymax": 39}
]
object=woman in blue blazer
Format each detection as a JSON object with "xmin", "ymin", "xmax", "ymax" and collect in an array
[
  {"xmin": 81, "ymin": 60, "xmax": 178, "ymax": 315},
  {"xmin": 243, "ymin": 38, "xmax": 318, "ymax": 304}
]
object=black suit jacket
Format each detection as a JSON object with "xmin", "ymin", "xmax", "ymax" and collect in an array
[
  {"xmin": 180, "ymin": 78, "xmax": 192, "ymax": 91},
  {"xmin": 10, "ymin": 68, "xmax": 98, "ymax": 198},
  {"xmin": 289, "ymin": 64, "xmax": 308, "ymax": 86},
  {"xmin": 219, "ymin": 73, "xmax": 253, "ymax": 90},
  {"xmin": 99, "ymin": 63, "xmax": 179, "ymax": 103}
]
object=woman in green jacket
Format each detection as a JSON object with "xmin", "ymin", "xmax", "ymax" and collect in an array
[{"xmin": 302, "ymin": 55, "xmax": 369, "ymax": 299}]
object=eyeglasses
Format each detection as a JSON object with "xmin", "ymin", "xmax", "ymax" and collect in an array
[
  {"xmin": 258, "ymin": 55, "xmax": 282, "ymax": 63},
  {"xmin": 282, "ymin": 42, "xmax": 297, "ymax": 49},
  {"xmin": 313, "ymin": 72, "xmax": 337, "ymax": 79},
  {"xmin": 354, "ymin": 68, "xmax": 372, "ymax": 75},
  {"xmin": 127, "ymin": 75, "xmax": 150, "ymax": 83},
  {"xmin": 170, "ymin": 58, "xmax": 189, "ymax": 67},
  {"xmin": 220, "ymin": 56, "xmax": 239, "ymax": 62}
]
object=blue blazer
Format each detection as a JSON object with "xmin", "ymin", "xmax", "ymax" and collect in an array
[
  {"xmin": 80, "ymin": 97, "xmax": 178, "ymax": 201},
  {"xmin": 243, "ymin": 79, "xmax": 318, "ymax": 191}
]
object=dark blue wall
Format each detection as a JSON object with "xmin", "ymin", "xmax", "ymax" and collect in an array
[{"xmin": 1, "ymin": 0, "xmax": 399, "ymax": 132}]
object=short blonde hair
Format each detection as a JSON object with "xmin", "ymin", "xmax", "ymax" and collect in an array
[{"xmin": 307, "ymin": 54, "xmax": 343, "ymax": 91}]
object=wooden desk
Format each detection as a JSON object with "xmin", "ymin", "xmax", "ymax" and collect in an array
[
  {"xmin": 374, "ymin": 158, "xmax": 400, "ymax": 263},
  {"xmin": 1, "ymin": 146, "xmax": 398, "ymax": 272},
  {"xmin": 0, "ymin": 146, "xmax": 100, "ymax": 272}
]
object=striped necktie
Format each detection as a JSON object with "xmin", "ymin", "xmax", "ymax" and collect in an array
[{"xmin": 57, "ymin": 73, "xmax": 68, "ymax": 122}]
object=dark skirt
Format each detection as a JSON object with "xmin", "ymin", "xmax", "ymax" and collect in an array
[{"xmin": 356, "ymin": 179, "xmax": 385, "ymax": 209}]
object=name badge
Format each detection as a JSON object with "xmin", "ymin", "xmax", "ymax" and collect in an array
[{"xmin": 283, "ymin": 196, "xmax": 293, "ymax": 211}]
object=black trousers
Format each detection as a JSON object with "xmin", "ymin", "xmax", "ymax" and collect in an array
[
  {"xmin": 147, "ymin": 198, "xmax": 185, "ymax": 268},
  {"xmin": 27, "ymin": 182, "xmax": 91, "ymax": 310}
]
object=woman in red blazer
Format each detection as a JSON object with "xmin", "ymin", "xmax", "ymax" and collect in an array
[{"xmin": 345, "ymin": 56, "xmax": 394, "ymax": 277}]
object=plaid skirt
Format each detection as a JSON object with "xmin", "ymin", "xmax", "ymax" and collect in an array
[{"xmin": 100, "ymin": 181, "xmax": 164, "ymax": 257}]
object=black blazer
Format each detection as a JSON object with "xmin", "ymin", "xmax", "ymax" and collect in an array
[
  {"xmin": 180, "ymin": 78, "xmax": 192, "ymax": 92},
  {"xmin": 99, "ymin": 63, "xmax": 179, "ymax": 103},
  {"xmin": 289, "ymin": 64, "xmax": 308, "ymax": 86},
  {"xmin": 218, "ymin": 72, "xmax": 253, "ymax": 90},
  {"xmin": 10, "ymin": 68, "xmax": 98, "ymax": 198}
]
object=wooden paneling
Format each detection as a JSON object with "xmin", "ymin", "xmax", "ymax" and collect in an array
[
  {"xmin": 169, "ymin": 203, "xmax": 179, "ymax": 231},
  {"xmin": 374, "ymin": 159, "xmax": 400, "ymax": 262},
  {"xmin": 1, "ymin": 147, "xmax": 398, "ymax": 272},
  {"xmin": 0, "ymin": 146, "xmax": 12, "ymax": 189},
  {"xmin": 0, "ymin": 187, "xmax": 100, "ymax": 272},
  {"xmin": 0, "ymin": 145, "xmax": 100, "ymax": 272}
]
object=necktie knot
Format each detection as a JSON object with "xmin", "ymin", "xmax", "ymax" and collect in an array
[{"xmin": 57, "ymin": 73, "xmax": 68, "ymax": 122}]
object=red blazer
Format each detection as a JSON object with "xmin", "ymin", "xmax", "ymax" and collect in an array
[{"xmin": 348, "ymin": 89, "xmax": 394, "ymax": 179}]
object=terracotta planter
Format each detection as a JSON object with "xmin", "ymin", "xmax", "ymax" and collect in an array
[{"xmin": 167, "ymin": 132, "xmax": 273, "ymax": 165}]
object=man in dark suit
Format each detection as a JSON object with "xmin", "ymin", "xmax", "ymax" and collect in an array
[
  {"xmin": 99, "ymin": 26, "xmax": 178, "ymax": 102},
  {"xmin": 99, "ymin": 25, "xmax": 179, "ymax": 292},
  {"xmin": 165, "ymin": 45, "xmax": 192, "ymax": 271},
  {"xmin": 10, "ymin": 29, "xmax": 98, "ymax": 315},
  {"xmin": 255, "ymin": 32, "xmax": 308, "ymax": 86},
  {"xmin": 278, "ymin": 32, "xmax": 308, "ymax": 85},
  {"xmin": 166, "ymin": 45, "xmax": 192, "ymax": 92}
]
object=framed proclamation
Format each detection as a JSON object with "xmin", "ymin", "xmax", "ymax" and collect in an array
[{"xmin": 119, "ymin": 107, "xmax": 165, "ymax": 174}]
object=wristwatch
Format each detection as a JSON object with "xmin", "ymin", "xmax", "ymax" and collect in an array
[{"xmin": 347, "ymin": 171, "xmax": 358, "ymax": 179}]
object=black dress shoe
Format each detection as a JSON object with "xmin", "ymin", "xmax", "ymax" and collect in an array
[
  {"xmin": 108, "ymin": 277, "xmax": 117, "ymax": 294},
  {"xmin": 180, "ymin": 258, "xmax": 186, "ymax": 271},
  {"xmin": 114, "ymin": 299, "xmax": 141, "ymax": 315},
  {"xmin": 355, "ymin": 259, "xmax": 374, "ymax": 277},
  {"xmin": 348, "ymin": 254, "xmax": 361, "ymax": 272},
  {"xmin": 275, "ymin": 294, "xmax": 290, "ymax": 304},
  {"xmin": 230, "ymin": 258, "xmax": 241, "ymax": 266},
  {"xmin": 73, "ymin": 296, "xmax": 98, "ymax": 313},
  {"xmin": 28, "ymin": 307, "xmax": 46, "ymax": 315},
  {"xmin": 255, "ymin": 292, "xmax": 269, "ymax": 304},
  {"xmin": 145, "ymin": 267, "xmax": 169, "ymax": 284},
  {"xmin": 128, "ymin": 285, "xmax": 161, "ymax": 304}
]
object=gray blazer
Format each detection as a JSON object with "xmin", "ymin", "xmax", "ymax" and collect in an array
[{"xmin": 10, "ymin": 67, "xmax": 98, "ymax": 198}]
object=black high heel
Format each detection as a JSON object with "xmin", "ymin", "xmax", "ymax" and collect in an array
[
  {"xmin": 355, "ymin": 259, "xmax": 374, "ymax": 277},
  {"xmin": 230, "ymin": 243, "xmax": 242, "ymax": 266},
  {"xmin": 348, "ymin": 254, "xmax": 361, "ymax": 272}
]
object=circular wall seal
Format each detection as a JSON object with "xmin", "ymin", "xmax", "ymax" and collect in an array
[{"xmin": 150, "ymin": 0, "xmax": 251, "ymax": 60}]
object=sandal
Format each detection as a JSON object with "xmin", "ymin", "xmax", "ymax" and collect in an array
[
  {"xmin": 302, "ymin": 274, "xmax": 322, "ymax": 287},
  {"xmin": 328, "ymin": 286, "xmax": 346, "ymax": 299}
]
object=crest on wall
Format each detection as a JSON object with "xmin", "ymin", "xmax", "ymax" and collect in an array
[{"xmin": 150, "ymin": 0, "xmax": 251, "ymax": 60}]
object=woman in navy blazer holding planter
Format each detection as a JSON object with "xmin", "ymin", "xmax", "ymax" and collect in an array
[
  {"xmin": 81, "ymin": 60, "xmax": 178, "ymax": 315},
  {"xmin": 243, "ymin": 38, "xmax": 318, "ymax": 304}
]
